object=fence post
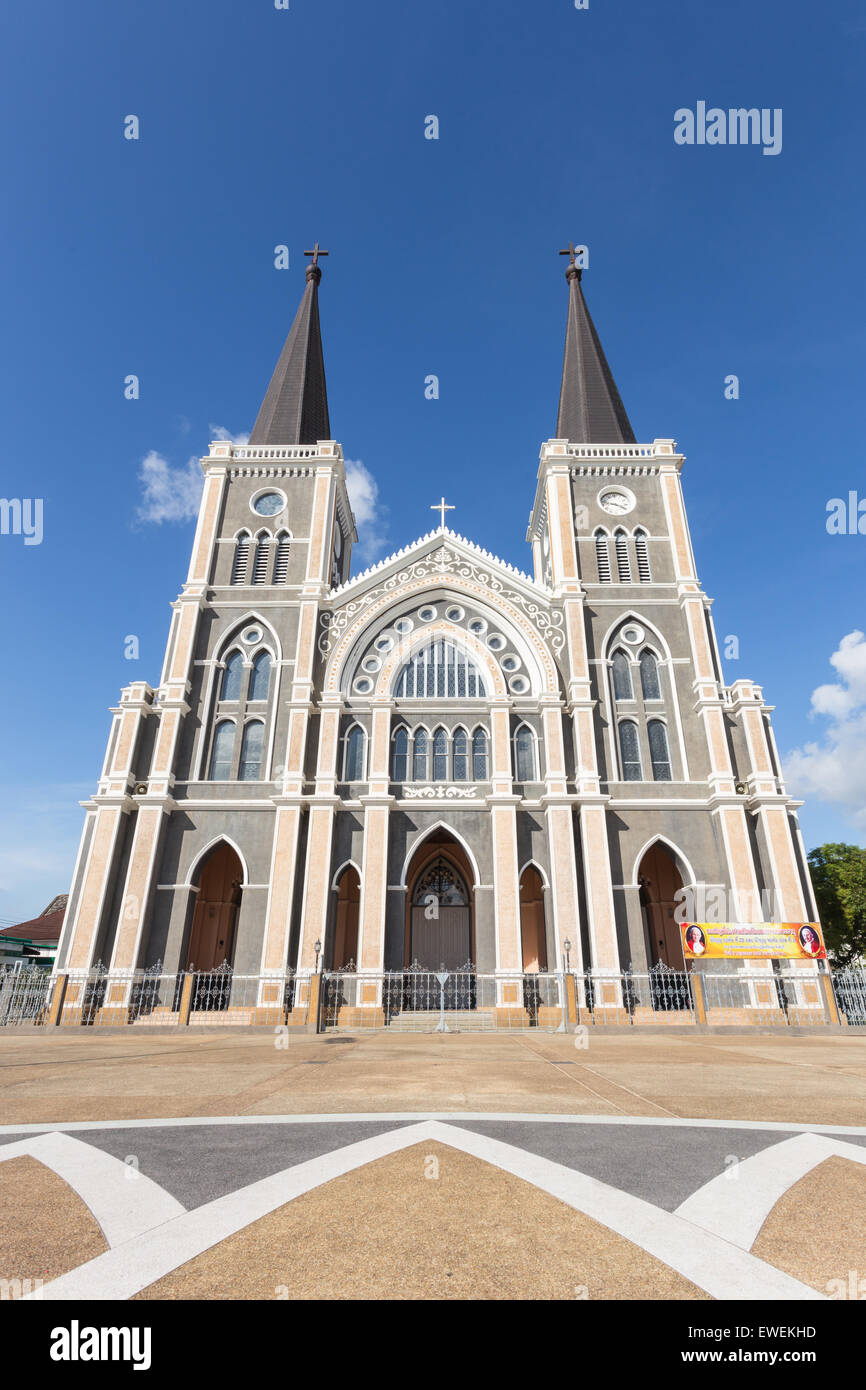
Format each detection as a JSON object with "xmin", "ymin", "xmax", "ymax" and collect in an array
[
  {"xmin": 691, "ymin": 971, "xmax": 707, "ymax": 1026},
  {"xmin": 821, "ymin": 970, "xmax": 841, "ymax": 1026},
  {"xmin": 563, "ymin": 971, "xmax": 578, "ymax": 1029},
  {"xmin": 178, "ymin": 972, "xmax": 194, "ymax": 1027},
  {"xmin": 306, "ymin": 971, "xmax": 323, "ymax": 1035},
  {"xmin": 46, "ymin": 973, "xmax": 68, "ymax": 1027}
]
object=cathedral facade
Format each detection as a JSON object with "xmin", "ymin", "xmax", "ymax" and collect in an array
[{"xmin": 55, "ymin": 251, "xmax": 818, "ymax": 1018}]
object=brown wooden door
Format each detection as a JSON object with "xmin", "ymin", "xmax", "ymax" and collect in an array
[
  {"xmin": 410, "ymin": 905, "xmax": 471, "ymax": 969},
  {"xmin": 186, "ymin": 843, "xmax": 242, "ymax": 970},
  {"xmin": 639, "ymin": 844, "xmax": 685, "ymax": 969}
]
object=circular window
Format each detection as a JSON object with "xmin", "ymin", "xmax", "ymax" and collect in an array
[
  {"xmin": 487, "ymin": 633, "xmax": 506, "ymax": 652},
  {"xmin": 375, "ymin": 634, "xmax": 395, "ymax": 653},
  {"xmin": 501, "ymin": 654, "xmax": 521, "ymax": 673},
  {"xmin": 353, "ymin": 677, "xmax": 373, "ymax": 695},
  {"xmin": 242, "ymin": 627, "xmax": 263, "ymax": 645},
  {"xmin": 445, "ymin": 605, "xmax": 465, "ymax": 623},
  {"xmin": 361, "ymin": 656, "xmax": 381, "ymax": 674},
  {"xmin": 468, "ymin": 617, "xmax": 488, "ymax": 636},
  {"xmin": 509, "ymin": 675, "xmax": 530, "ymax": 695},
  {"xmin": 418, "ymin": 606, "xmax": 437, "ymax": 623},
  {"xmin": 622, "ymin": 625, "xmax": 644, "ymax": 645},
  {"xmin": 251, "ymin": 490, "xmax": 286, "ymax": 517},
  {"xmin": 393, "ymin": 617, "xmax": 414, "ymax": 635}
]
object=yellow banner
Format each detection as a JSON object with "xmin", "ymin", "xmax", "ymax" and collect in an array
[{"xmin": 682, "ymin": 922, "xmax": 826, "ymax": 961}]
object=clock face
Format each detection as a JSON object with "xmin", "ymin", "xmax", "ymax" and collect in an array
[
  {"xmin": 599, "ymin": 489, "xmax": 634, "ymax": 516},
  {"xmin": 252, "ymin": 491, "xmax": 285, "ymax": 517}
]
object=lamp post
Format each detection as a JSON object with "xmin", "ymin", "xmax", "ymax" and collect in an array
[
  {"xmin": 563, "ymin": 937, "xmax": 572, "ymax": 973},
  {"xmin": 314, "ymin": 939, "xmax": 322, "ymax": 974}
]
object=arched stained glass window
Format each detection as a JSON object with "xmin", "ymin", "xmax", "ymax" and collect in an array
[
  {"xmin": 344, "ymin": 726, "xmax": 366, "ymax": 782},
  {"xmin": 611, "ymin": 650, "xmax": 633, "ymax": 701},
  {"xmin": 639, "ymin": 649, "xmax": 661, "ymax": 701},
  {"xmin": 248, "ymin": 651, "xmax": 271, "ymax": 702},
  {"xmin": 221, "ymin": 652, "xmax": 244, "ymax": 702},
  {"xmin": 209, "ymin": 720, "xmax": 235, "ymax": 781},
  {"xmin": 412, "ymin": 728, "xmax": 429, "ymax": 781},
  {"xmin": 648, "ymin": 720, "xmax": 672, "ymax": 781},
  {"xmin": 472, "ymin": 727, "xmax": 489, "ymax": 780},
  {"xmin": 394, "ymin": 640, "xmax": 486, "ymax": 698},
  {"xmin": 432, "ymin": 727, "xmax": 448, "ymax": 781},
  {"xmin": 453, "ymin": 728, "xmax": 469, "ymax": 781},
  {"xmin": 392, "ymin": 727, "xmax": 409, "ymax": 780},
  {"xmin": 239, "ymin": 721, "xmax": 264, "ymax": 781},
  {"xmin": 515, "ymin": 726, "xmax": 536, "ymax": 782},
  {"xmin": 619, "ymin": 721, "xmax": 642, "ymax": 781}
]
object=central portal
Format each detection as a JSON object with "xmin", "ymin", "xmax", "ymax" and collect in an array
[{"xmin": 406, "ymin": 832, "xmax": 474, "ymax": 969}]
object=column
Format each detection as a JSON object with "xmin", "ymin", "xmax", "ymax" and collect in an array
[
  {"xmin": 355, "ymin": 703, "xmax": 393, "ymax": 1018},
  {"xmin": 489, "ymin": 702, "xmax": 523, "ymax": 1016}
]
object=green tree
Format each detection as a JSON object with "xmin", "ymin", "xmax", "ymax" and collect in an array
[{"xmin": 807, "ymin": 843, "xmax": 866, "ymax": 966}]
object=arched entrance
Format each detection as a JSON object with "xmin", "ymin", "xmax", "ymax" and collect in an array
[
  {"xmin": 638, "ymin": 842, "xmax": 686, "ymax": 969},
  {"xmin": 520, "ymin": 866, "xmax": 548, "ymax": 971},
  {"xmin": 333, "ymin": 866, "xmax": 360, "ymax": 969},
  {"xmin": 405, "ymin": 831, "xmax": 474, "ymax": 969},
  {"xmin": 186, "ymin": 843, "xmax": 243, "ymax": 971}
]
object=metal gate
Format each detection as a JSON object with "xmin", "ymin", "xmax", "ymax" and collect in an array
[{"xmin": 0, "ymin": 964, "xmax": 52, "ymax": 1026}]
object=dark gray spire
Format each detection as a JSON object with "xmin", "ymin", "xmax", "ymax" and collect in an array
[
  {"xmin": 555, "ymin": 254, "xmax": 635, "ymax": 444},
  {"xmin": 249, "ymin": 252, "xmax": 330, "ymax": 446}
]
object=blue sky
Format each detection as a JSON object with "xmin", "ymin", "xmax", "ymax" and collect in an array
[{"xmin": 1, "ymin": 0, "xmax": 864, "ymax": 922}]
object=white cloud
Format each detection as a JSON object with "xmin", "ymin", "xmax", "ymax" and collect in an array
[
  {"xmin": 209, "ymin": 424, "xmax": 250, "ymax": 445},
  {"xmin": 136, "ymin": 450, "xmax": 202, "ymax": 525},
  {"xmin": 345, "ymin": 457, "xmax": 388, "ymax": 564},
  {"xmin": 784, "ymin": 631, "xmax": 866, "ymax": 831}
]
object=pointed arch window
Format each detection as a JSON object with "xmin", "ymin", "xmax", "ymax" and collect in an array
[
  {"xmin": 614, "ymin": 530, "xmax": 632, "ymax": 582},
  {"xmin": 344, "ymin": 726, "xmax": 366, "ymax": 782},
  {"xmin": 394, "ymin": 640, "xmax": 486, "ymax": 698},
  {"xmin": 648, "ymin": 720, "xmax": 672, "ymax": 781},
  {"xmin": 231, "ymin": 533, "xmax": 250, "ymax": 585},
  {"xmin": 514, "ymin": 725, "xmax": 537, "ymax": 782},
  {"xmin": 412, "ymin": 728, "xmax": 429, "ymax": 781},
  {"xmin": 634, "ymin": 529, "xmax": 651, "ymax": 582},
  {"xmin": 209, "ymin": 720, "xmax": 235, "ymax": 781},
  {"xmin": 220, "ymin": 651, "xmax": 244, "ymax": 702},
  {"xmin": 619, "ymin": 721, "xmax": 642, "ymax": 781},
  {"xmin": 392, "ymin": 727, "xmax": 409, "ymax": 781},
  {"xmin": 595, "ymin": 530, "xmax": 612, "ymax": 583},
  {"xmin": 248, "ymin": 650, "xmax": 271, "ymax": 702},
  {"xmin": 639, "ymin": 649, "xmax": 661, "ymax": 701},
  {"xmin": 238, "ymin": 720, "xmax": 265, "ymax": 781},
  {"xmin": 453, "ymin": 728, "xmax": 470, "ymax": 781},
  {"xmin": 273, "ymin": 531, "xmax": 291, "ymax": 584},
  {"xmin": 611, "ymin": 649, "xmax": 633, "ymax": 701},
  {"xmin": 472, "ymin": 727, "xmax": 489, "ymax": 781},
  {"xmin": 251, "ymin": 533, "xmax": 270, "ymax": 585},
  {"xmin": 432, "ymin": 727, "xmax": 448, "ymax": 781}
]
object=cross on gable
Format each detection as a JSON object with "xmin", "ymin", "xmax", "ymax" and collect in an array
[{"xmin": 431, "ymin": 497, "xmax": 455, "ymax": 528}]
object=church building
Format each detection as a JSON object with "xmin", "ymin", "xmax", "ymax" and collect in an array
[{"xmin": 55, "ymin": 247, "xmax": 819, "ymax": 1021}]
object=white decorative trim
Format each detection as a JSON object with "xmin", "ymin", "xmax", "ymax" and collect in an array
[{"xmin": 402, "ymin": 785, "xmax": 478, "ymax": 799}]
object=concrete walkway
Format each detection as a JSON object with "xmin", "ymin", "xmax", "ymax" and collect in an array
[{"xmin": 1, "ymin": 1029, "xmax": 865, "ymax": 1127}]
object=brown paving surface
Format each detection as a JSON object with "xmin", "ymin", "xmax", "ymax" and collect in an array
[
  {"xmin": 133, "ymin": 1141, "xmax": 709, "ymax": 1301},
  {"xmin": 0, "ymin": 1155, "xmax": 108, "ymax": 1292},
  {"xmin": 751, "ymin": 1155, "xmax": 866, "ymax": 1294},
  {"xmin": 1, "ymin": 1030, "xmax": 865, "ymax": 1126}
]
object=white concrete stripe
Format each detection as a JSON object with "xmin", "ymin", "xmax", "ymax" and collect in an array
[
  {"xmin": 0, "ymin": 1131, "xmax": 185, "ymax": 1247},
  {"xmin": 675, "ymin": 1132, "xmax": 866, "ymax": 1251},
  {"xmin": 2, "ymin": 1112, "xmax": 866, "ymax": 1137},
  {"xmin": 29, "ymin": 1121, "xmax": 821, "ymax": 1302}
]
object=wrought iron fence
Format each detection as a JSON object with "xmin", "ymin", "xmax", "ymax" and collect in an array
[
  {"xmin": 699, "ymin": 967, "xmax": 830, "ymax": 1027},
  {"xmin": 321, "ymin": 965, "xmax": 567, "ymax": 1032},
  {"xmin": 832, "ymin": 966, "xmax": 866, "ymax": 1026},
  {"xmin": 0, "ymin": 963, "xmax": 52, "ymax": 1026},
  {"xmin": 187, "ymin": 965, "xmax": 294, "ymax": 1025}
]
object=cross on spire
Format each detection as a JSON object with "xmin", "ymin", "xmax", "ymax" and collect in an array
[
  {"xmin": 431, "ymin": 497, "xmax": 455, "ymax": 529},
  {"xmin": 304, "ymin": 242, "xmax": 329, "ymax": 267},
  {"xmin": 559, "ymin": 242, "xmax": 582, "ymax": 281}
]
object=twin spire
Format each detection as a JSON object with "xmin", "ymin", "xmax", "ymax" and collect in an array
[{"xmin": 249, "ymin": 244, "xmax": 635, "ymax": 447}]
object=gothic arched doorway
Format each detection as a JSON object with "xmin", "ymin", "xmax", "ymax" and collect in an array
[
  {"xmin": 333, "ymin": 866, "xmax": 360, "ymax": 969},
  {"xmin": 405, "ymin": 832, "xmax": 475, "ymax": 970},
  {"xmin": 520, "ymin": 866, "xmax": 548, "ymax": 971},
  {"xmin": 638, "ymin": 842, "xmax": 686, "ymax": 969},
  {"xmin": 186, "ymin": 843, "xmax": 243, "ymax": 971}
]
